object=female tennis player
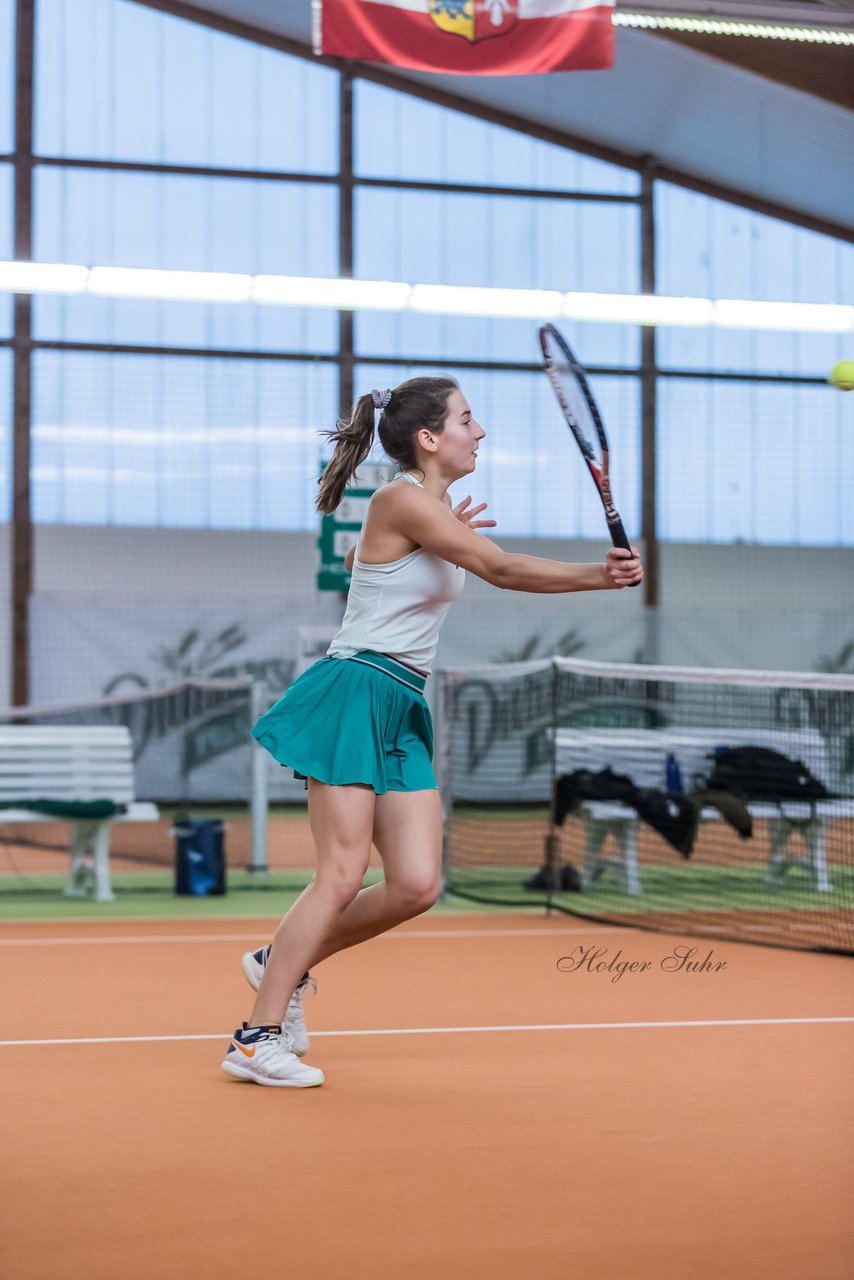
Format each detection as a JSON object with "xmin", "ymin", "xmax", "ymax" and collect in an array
[{"xmin": 222, "ymin": 376, "xmax": 642, "ymax": 1086}]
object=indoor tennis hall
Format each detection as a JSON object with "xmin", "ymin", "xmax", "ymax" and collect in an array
[{"xmin": 1, "ymin": 2, "xmax": 853, "ymax": 1277}]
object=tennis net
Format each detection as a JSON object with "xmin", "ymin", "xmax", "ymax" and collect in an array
[
  {"xmin": 435, "ymin": 657, "xmax": 854, "ymax": 954},
  {"xmin": 0, "ymin": 678, "xmax": 268, "ymax": 872}
]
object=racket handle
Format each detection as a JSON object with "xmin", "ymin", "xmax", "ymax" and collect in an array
[{"xmin": 607, "ymin": 517, "xmax": 640, "ymax": 589}]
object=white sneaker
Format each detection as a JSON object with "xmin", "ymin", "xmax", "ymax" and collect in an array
[
  {"xmin": 241, "ymin": 946, "xmax": 271, "ymax": 991},
  {"xmin": 284, "ymin": 975, "xmax": 316, "ymax": 1057},
  {"xmin": 220, "ymin": 1023, "xmax": 324, "ymax": 1088},
  {"xmin": 241, "ymin": 947, "xmax": 316, "ymax": 1058}
]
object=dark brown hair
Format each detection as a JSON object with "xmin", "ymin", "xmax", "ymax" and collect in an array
[{"xmin": 316, "ymin": 376, "xmax": 459, "ymax": 515}]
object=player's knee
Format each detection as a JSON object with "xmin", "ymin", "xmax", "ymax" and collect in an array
[
  {"xmin": 330, "ymin": 881, "xmax": 364, "ymax": 914},
  {"xmin": 313, "ymin": 864, "xmax": 365, "ymax": 912},
  {"xmin": 391, "ymin": 873, "xmax": 442, "ymax": 917}
]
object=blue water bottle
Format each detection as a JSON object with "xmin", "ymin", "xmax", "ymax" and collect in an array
[{"xmin": 665, "ymin": 752, "xmax": 683, "ymax": 794}]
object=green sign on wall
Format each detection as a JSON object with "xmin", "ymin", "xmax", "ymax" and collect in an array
[{"xmin": 317, "ymin": 464, "xmax": 393, "ymax": 592}]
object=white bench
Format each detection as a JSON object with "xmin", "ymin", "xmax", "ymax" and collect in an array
[
  {"xmin": 0, "ymin": 726, "xmax": 160, "ymax": 901},
  {"xmin": 552, "ymin": 728, "xmax": 851, "ymax": 895}
]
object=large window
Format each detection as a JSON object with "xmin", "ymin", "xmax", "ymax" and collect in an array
[
  {"xmin": 1, "ymin": 159, "xmax": 12, "ymax": 522},
  {"xmin": 27, "ymin": 0, "xmax": 344, "ymax": 529},
  {"xmin": 658, "ymin": 377, "xmax": 854, "ymax": 547},
  {"xmin": 1, "ymin": 0, "xmax": 14, "ymax": 356},
  {"xmin": 0, "ymin": 162, "xmax": 12, "ymax": 339},
  {"xmin": 655, "ymin": 184, "xmax": 854, "ymax": 548},
  {"xmin": 4, "ymin": 0, "xmax": 848, "ymax": 546},
  {"xmin": 0, "ymin": 0, "xmax": 12, "ymax": 156},
  {"xmin": 33, "ymin": 167, "xmax": 339, "ymax": 352},
  {"xmin": 656, "ymin": 183, "xmax": 854, "ymax": 378},
  {"xmin": 354, "ymin": 83, "xmax": 640, "ymax": 369},
  {"xmin": 355, "ymin": 188, "xmax": 639, "ymax": 367},
  {"xmin": 32, "ymin": 351, "xmax": 337, "ymax": 529},
  {"xmin": 355, "ymin": 82, "xmax": 639, "ymax": 196},
  {"xmin": 36, "ymin": 0, "xmax": 339, "ymax": 171}
]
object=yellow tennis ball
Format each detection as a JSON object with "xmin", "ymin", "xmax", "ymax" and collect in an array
[{"xmin": 828, "ymin": 359, "xmax": 854, "ymax": 391}]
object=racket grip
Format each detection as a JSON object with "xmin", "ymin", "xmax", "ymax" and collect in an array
[{"xmin": 607, "ymin": 518, "xmax": 640, "ymax": 589}]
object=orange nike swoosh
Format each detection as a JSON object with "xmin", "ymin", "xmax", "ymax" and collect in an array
[{"xmin": 231, "ymin": 1039, "xmax": 255, "ymax": 1058}]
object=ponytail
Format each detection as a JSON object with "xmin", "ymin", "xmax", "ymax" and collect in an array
[
  {"xmin": 316, "ymin": 376, "xmax": 459, "ymax": 515},
  {"xmin": 316, "ymin": 394, "xmax": 376, "ymax": 515}
]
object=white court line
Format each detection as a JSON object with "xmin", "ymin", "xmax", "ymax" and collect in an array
[
  {"xmin": 0, "ymin": 910, "xmax": 563, "ymax": 927},
  {"xmin": 3, "ymin": 1016, "xmax": 853, "ymax": 1047},
  {"xmin": 0, "ymin": 926, "xmax": 633, "ymax": 948}
]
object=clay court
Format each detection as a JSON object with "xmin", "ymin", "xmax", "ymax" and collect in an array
[{"xmin": 3, "ymin": 909, "xmax": 853, "ymax": 1279}]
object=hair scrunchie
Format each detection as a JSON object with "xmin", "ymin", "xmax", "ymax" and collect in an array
[{"xmin": 370, "ymin": 388, "xmax": 392, "ymax": 411}]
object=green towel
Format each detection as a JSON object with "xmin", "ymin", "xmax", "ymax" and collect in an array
[{"xmin": 0, "ymin": 799, "xmax": 128, "ymax": 820}]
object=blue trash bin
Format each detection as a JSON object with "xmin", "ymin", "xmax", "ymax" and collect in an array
[{"xmin": 173, "ymin": 819, "xmax": 226, "ymax": 897}]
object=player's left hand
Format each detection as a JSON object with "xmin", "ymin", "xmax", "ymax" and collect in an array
[
  {"xmin": 452, "ymin": 496, "xmax": 497, "ymax": 532},
  {"xmin": 604, "ymin": 546, "xmax": 643, "ymax": 589}
]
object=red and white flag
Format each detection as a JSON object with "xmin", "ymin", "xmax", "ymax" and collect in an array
[{"xmin": 313, "ymin": 0, "xmax": 615, "ymax": 76}]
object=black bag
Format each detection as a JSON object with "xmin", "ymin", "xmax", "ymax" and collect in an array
[
  {"xmin": 553, "ymin": 768, "xmax": 698, "ymax": 859},
  {"xmin": 552, "ymin": 767, "xmax": 637, "ymax": 826},
  {"xmin": 705, "ymin": 746, "xmax": 830, "ymax": 803}
]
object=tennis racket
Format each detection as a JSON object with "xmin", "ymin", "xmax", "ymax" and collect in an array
[{"xmin": 539, "ymin": 322, "xmax": 637, "ymax": 580}]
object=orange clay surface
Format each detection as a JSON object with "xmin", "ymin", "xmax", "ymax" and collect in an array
[
  {"xmin": 0, "ymin": 812, "xmax": 344, "ymax": 873},
  {"xmin": 1, "ymin": 912, "xmax": 852, "ymax": 1280}
]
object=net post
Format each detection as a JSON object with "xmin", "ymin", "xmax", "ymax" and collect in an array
[
  {"xmin": 249, "ymin": 678, "xmax": 269, "ymax": 875},
  {"xmin": 640, "ymin": 155, "xmax": 660, "ymax": 640},
  {"xmin": 545, "ymin": 658, "xmax": 560, "ymax": 917},
  {"xmin": 434, "ymin": 670, "xmax": 455, "ymax": 903}
]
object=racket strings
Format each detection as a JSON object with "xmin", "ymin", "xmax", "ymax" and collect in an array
[{"xmin": 541, "ymin": 336, "xmax": 602, "ymax": 468}]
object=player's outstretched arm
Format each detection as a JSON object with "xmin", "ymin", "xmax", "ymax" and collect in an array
[
  {"xmin": 391, "ymin": 485, "xmax": 643, "ymax": 593},
  {"xmin": 344, "ymin": 493, "xmax": 497, "ymax": 576}
]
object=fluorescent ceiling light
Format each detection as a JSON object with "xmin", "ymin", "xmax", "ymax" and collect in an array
[
  {"xmin": 0, "ymin": 261, "xmax": 89, "ymax": 294},
  {"xmin": 411, "ymin": 284, "xmax": 563, "ymax": 318},
  {"xmin": 88, "ymin": 267, "xmax": 253, "ymax": 302},
  {"xmin": 252, "ymin": 275, "xmax": 412, "ymax": 310},
  {"xmin": 1, "ymin": 261, "xmax": 852, "ymax": 333},
  {"xmin": 711, "ymin": 299, "xmax": 854, "ymax": 333},
  {"xmin": 33, "ymin": 424, "xmax": 316, "ymax": 446},
  {"xmin": 564, "ymin": 291, "xmax": 712, "ymax": 326},
  {"xmin": 614, "ymin": 13, "xmax": 854, "ymax": 44}
]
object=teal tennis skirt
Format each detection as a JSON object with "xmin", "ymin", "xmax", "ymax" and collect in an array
[{"xmin": 251, "ymin": 651, "xmax": 436, "ymax": 794}]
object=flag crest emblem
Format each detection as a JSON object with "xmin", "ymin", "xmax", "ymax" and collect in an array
[
  {"xmin": 428, "ymin": 0, "xmax": 518, "ymax": 42},
  {"xmin": 316, "ymin": 0, "xmax": 616, "ymax": 75}
]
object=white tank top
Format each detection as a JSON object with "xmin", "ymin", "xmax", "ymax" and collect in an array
[{"xmin": 327, "ymin": 474, "xmax": 465, "ymax": 674}]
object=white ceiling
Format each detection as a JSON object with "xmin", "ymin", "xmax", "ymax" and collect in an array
[
  {"xmin": 622, "ymin": 1, "xmax": 854, "ymax": 26},
  {"xmin": 173, "ymin": 0, "xmax": 854, "ymax": 236}
]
